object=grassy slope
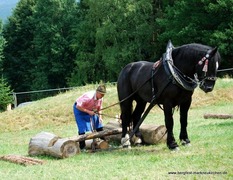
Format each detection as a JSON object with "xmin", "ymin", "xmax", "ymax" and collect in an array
[{"xmin": 0, "ymin": 79, "xmax": 232, "ymax": 180}]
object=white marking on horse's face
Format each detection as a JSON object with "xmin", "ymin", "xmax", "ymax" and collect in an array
[{"xmin": 216, "ymin": 62, "xmax": 219, "ymax": 70}]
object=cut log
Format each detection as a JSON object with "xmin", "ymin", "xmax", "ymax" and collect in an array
[
  {"xmin": 28, "ymin": 130, "xmax": 121, "ymax": 158},
  {"xmin": 104, "ymin": 121, "xmax": 122, "ymax": 142},
  {"xmin": 85, "ymin": 139, "xmax": 109, "ymax": 150},
  {"xmin": 68, "ymin": 129, "xmax": 122, "ymax": 142},
  {"xmin": 0, "ymin": 155, "xmax": 44, "ymax": 166},
  {"xmin": 104, "ymin": 120, "xmax": 167, "ymax": 145},
  {"xmin": 28, "ymin": 132, "xmax": 80, "ymax": 159},
  {"xmin": 204, "ymin": 114, "xmax": 233, "ymax": 119},
  {"xmin": 139, "ymin": 124, "xmax": 167, "ymax": 144}
]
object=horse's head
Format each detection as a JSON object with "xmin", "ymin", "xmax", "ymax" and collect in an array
[{"xmin": 196, "ymin": 47, "xmax": 220, "ymax": 93}]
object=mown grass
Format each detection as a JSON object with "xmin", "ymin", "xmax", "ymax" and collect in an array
[{"xmin": 0, "ymin": 79, "xmax": 232, "ymax": 180}]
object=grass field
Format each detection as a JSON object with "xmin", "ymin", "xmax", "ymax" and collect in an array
[{"xmin": 0, "ymin": 79, "xmax": 232, "ymax": 180}]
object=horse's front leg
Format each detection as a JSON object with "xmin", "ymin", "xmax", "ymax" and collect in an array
[
  {"xmin": 164, "ymin": 102, "xmax": 179, "ymax": 150},
  {"xmin": 179, "ymin": 99, "xmax": 192, "ymax": 146},
  {"xmin": 131, "ymin": 101, "xmax": 147, "ymax": 146}
]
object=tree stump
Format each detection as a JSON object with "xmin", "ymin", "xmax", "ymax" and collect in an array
[
  {"xmin": 28, "ymin": 132, "xmax": 80, "ymax": 159},
  {"xmin": 104, "ymin": 120, "xmax": 167, "ymax": 145}
]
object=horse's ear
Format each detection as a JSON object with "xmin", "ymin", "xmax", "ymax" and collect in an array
[
  {"xmin": 166, "ymin": 40, "xmax": 174, "ymax": 50},
  {"xmin": 209, "ymin": 47, "xmax": 218, "ymax": 57}
]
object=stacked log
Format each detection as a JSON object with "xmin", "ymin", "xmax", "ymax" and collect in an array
[
  {"xmin": 28, "ymin": 124, "xmax": 166, "ymax": 159},
  {"xmin": 68, "ymin": 129, "xmax": 122, "ymax": 142},
  {"xmin": 104, "ymin": 120, "xmax": 167, "ymax": 144},
  {"xmin": 28, "ymin": 129, "xmax": 122, "ymax": 158}
]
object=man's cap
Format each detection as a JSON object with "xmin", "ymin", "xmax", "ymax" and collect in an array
[{"xmin": 96, "ymin": 84, "xmax": 106, "ymax": 94}]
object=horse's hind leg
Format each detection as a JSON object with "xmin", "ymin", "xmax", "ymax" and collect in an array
[
  {"xmin": 132, "ymin": 100, "xmax": 147, "ymax": 145},
  {"xmin": 120, "ymin": 99, "xmax": 133, "ymax": 148}
]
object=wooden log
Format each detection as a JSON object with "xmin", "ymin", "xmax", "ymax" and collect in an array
[
  {"xmin": 28, "ymin": 130, "xmax": 121, "ymax": 158},
  {"xmin": 28, "ymin": 132, "xmax": 80, "ymax": 159},
  {"xmin": 104, "ymin": 121, "xmax": 122, "ymax": 142},
  {"xmin": 204, "ymin": 113, "xmax": 233, "ymax": 119},
  {"xmin": 0, "ymin": 155, "xmax": 44, "ymax": 166},
  {"xmin": 104, "ymin": 120, "xmax": 167, "ymax": 145},
  {"xmin": 68, "ymin": 129, "xmax": 122, "ymax": 142},
  {"xmin": 139, "ymin": 124, "xmax": 167, "ymax": 144},
  {"xmin": 85, "ymin": 139, "xmax": 109, "ymax": 150}
]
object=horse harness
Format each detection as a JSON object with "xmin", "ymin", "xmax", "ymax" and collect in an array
[
  {"xmin": 130, "ymin": 41, "xmax": 216, "ymax": 139},
  {"xmin": 102, "ymin": 41, "xmax": 218, "ymax": 140}
]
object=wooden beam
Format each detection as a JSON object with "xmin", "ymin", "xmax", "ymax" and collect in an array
[
  {"xmin": 0, "ymin": 155, "xmax": 44, "ymax": 166},
  {"xmin": 204, "ymin": 114, "xmax": 233, "ymax": 119},
  {"xmin": 68, "ymin": 129, "xmax": 122, "ymax": 142}
]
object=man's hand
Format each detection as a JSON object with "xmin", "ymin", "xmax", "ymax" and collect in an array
[
  {"xmin": 86, "ymin": 110, "xmax": 95, "ymax": 116},
  {"xmin": 99, "ymin": 118, "xmax": 103, "ymax": 124}
]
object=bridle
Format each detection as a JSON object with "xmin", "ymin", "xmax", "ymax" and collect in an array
[
  {"xmin": 164, "ymin": 41, "xmax": 218, "ymax": 92},
  {"xmin": 195, "ymin": 50, "xmax": 218, "ymax": 83}
]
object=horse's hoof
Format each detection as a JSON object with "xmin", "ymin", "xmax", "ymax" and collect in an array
[
  {"xmin": 135, "ymin": 143, "xmax": 142, "ymax": 147},
  {"xmin": 121, "ymin": 134, "xmax": 131, "ymax": 148},
  {"xmin": 171, "ymin": 147, "xmax": 180, "ymax": 151},
  {"xmin": 183, "ymin": 142, "xmax": 191, "ymax": 147},
  {"xmin": 122, "ymin": 145, "xmax": 131, "ymax": 149},
  {"xmin": 132, "ymin": 136, "xmax": 142, "ymax": 146},
  {"xmin": 168, "ymin": 141, "xmax": 179, "ymax": 150},
  {"xmin": 180, "ymin": 139, "xmax": 191, "ymax": 146}
]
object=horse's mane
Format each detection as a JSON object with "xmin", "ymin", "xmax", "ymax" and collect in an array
[{"xmin": 173, "ymin": 43, "xmax": 212, "ymax": 60}]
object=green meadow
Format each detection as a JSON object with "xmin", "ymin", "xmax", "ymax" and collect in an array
[{"xmin": 0, "ymin": 79, "xmax": 232, "ymax": 180}]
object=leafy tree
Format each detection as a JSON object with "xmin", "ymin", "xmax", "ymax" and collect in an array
[
  {"xmin": 0, "ymin": 21, "xmax": 13, "ymax": 111},
  {"xmin": 0, "ymin": 78, "xmax": 13, "ymax": 112},
  {"xmin": 2, "ymin": 0, "xmax": 233, "ymax": 95},
  {"xmin": 3, "ymin": 0, "xmax": 36, "ymax": 92},
  {"xmin": 69, "ymin": 0, "xmax": 161, "ymax": 85},
  {"xmin": 0, "ymin": 20, "xmax": 5, "ymax": 69},
  {"xmin": 31, "ymin": 0, "xmax": 78, "ymax": 91},
  {"xmin": 68, "ymin": 0, "xmax": 99, "ymax": 86},
  {"xmin": 156, "ymin": 0, "xmax": 233, "ymax": 72}
]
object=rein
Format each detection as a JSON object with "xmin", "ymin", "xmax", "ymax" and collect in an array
[
  {"xmin": 165, "ymin": 41, "xmax": 218, "ymax": 91},
  {"xmin": 99, "ymin": 61, "xmax": 168, "ymax": 141},
  {"xmin": 164, "ymin": 42, "xmax": 198, "ymax": 91},
  {"xmin": 100, "ymin": 62, "xmax": 162, "ymax": 112}
]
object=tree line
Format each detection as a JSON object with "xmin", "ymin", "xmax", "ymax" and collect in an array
[{"xmin": 0, "ymin": 0, "xmax": 232, "ymax": 106}]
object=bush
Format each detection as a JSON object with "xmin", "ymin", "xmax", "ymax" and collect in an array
[{"xmin": 0, "ymin": 78, "xmax": 13, "ymax": 111}]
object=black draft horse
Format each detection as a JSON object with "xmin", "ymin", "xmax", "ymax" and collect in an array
[{"xmin": 117, "ymin": 41, "xmax": 221, "ymax": 150}]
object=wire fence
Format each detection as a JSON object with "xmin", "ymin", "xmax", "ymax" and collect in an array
[
  {"xmin": 9, "ymin": 67, "xmax": 233, "ymax": 108},
  {"xmin": 11, "ymin": 82, "xmax": 117, "ymax": 108},
  {"xmin": 11, "ymin": 87, "xmax": 75, "ymax": 108}
]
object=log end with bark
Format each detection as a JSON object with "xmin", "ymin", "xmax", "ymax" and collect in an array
[{"xmin": 28, "ymin": 132, "xmax": 80, "ymax": 159}]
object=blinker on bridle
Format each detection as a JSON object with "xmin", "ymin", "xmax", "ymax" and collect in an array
[{"xmin": 197, "ymin": 52, "xmax": 217, "ymax": 81}]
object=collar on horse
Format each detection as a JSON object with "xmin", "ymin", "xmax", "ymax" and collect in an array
[
  {"xmin": 130, "ymin": 41, "xmax": 217, "ymax": 140},
  {"xmin": 163, "ymin": 40, "xmax": 198, "ymax": 91}
]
